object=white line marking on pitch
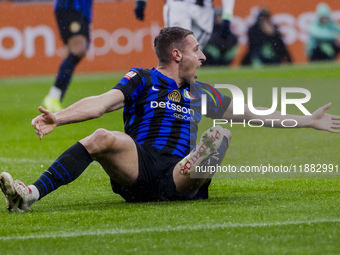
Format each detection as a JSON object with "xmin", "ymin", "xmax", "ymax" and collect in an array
[
  {"xmin": 0, "ymin": 157, "xmax": 52, "ymax": 164},
  {"xmin": 0, "ymin": 218, "xmax": 339, "ymax": 241},
  {"xmin": 0, "ymin": 157, "xmax": 102, "ymax": 165}
]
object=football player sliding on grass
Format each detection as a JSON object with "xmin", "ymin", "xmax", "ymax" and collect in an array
[{"xmin": 1, "ymin": 27, "xmax": 340, "ymax": 212}]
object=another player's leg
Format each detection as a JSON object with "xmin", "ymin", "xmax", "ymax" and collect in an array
[
  {"xmin": 43, "ymin": 54, "xmax": 83, "ymax": 112},
  {"xmin": 163, "ymin": 1, "xmax": 191, "ymax": 30},
  {"xmin": 191, "ymin": 4, "xmax": 214, "ymax": 49},
  {"xmin": 43, "ymin": 35, "xmax": 87, "ymax": 112},
  {"xmin": 44, "ymin": 10, "xmax": 89, "ymax": 112},
  {"xmin": 174, "ymin": 125, "xmax": 231, "ymax": 197}
]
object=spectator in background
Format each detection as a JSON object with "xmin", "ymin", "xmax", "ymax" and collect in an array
[
  {"xmin": 241, "ymin": 8, "xmax": 292, "ymax": 67},
  {"xmin": 306, "ymin": 3, "xmax": 340, "ymax": 61},
  {"xmin": 203, "ymin": 9, "xmax": 238, "ymax": 66}
]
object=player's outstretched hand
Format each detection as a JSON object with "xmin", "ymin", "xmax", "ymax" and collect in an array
[
  {"xmin": 31, "ymin": 106, "xmax": 57, "ymax": 140},
  {"xmin": 311, "ymin": 103, "xmax": 340, "ymax": 133}
]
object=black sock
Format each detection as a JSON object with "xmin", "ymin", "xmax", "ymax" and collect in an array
[
  {"xmin": 195, "ymin": 137, "xmax": 229, "ymax": 200},
  {"xmin": 33, "ymin": 142, "xmax": 93, "ymax": 200},
  {"xmin": 54, "ymin": 53, "xmax": 82, "ymax": 100}
]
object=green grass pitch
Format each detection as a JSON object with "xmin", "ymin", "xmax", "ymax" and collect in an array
[{"xmin": 0, "ymin": 62, "xmax": 339, "ymax": 254}]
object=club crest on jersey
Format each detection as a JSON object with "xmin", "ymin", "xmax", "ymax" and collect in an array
[
  {"xmin": 124, "ymin": 71, "xmax": 137, "ymax": 80},
  {"xmin": 184, "ymin": 90, "xmax": 194, "ymax": 100},
  {"xmin": 168, "ymin": 90, "xmax": 182, "ymax": 102}
]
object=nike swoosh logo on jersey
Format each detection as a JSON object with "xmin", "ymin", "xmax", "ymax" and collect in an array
[{"xmin": 152, "ymin": 86, "xmax": 159, "ymax": 91}]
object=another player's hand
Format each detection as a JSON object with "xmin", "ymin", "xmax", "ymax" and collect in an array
[
  {"xmin": 221, "ymin": 19, "xmax": 231, "ymax": 39},
  {"xmin": 134, "ymin": 0, "xmax": 146, "ymax": 21},
  {"xmin": 31, "ymin": 106, "xmax": 57, "ymax": 140},
  {"xmin": 311, "ymin": 103, "xmax": 340, "ymax": 133}
]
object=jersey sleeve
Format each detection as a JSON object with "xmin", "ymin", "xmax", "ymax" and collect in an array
[
  {"xmin": 222, "ymin": 0, "xmax": 235, "ymax": 20},
  {"xmin": 199, "ymin": 82, "xmax": 231, "ymax": 119},
  {"xmin": 113, "ymin": 68, "xmax": 145, "ymax": 106}
]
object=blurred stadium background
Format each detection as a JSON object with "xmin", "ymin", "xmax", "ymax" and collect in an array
[{"xmin": 0, "ymin": 0, "xmax": 339, "ymax": 77}]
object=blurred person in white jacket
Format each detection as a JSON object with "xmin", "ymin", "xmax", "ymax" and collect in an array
[{"xmin": 134, "ymin": 0, "xmax": 235, "ymax": 49}]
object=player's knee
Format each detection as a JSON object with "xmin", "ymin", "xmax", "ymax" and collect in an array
[
  {"xmin": 69, "ymin": 43, "xmax": 87, "ymax": 58},
  {"xmin": 72, "ymin": 49, "xmax": 86, "ymax": 58},
  {"xmin": 68, "ymin": 36, "xmax": 88, "ymax": 57},
  {"xmin": 93, "ymin": 128, "xmax": 117, "ymax": 148},
  {"xmin": 82, "ymin": 128, "xmax": 117, "ymax": 154}
]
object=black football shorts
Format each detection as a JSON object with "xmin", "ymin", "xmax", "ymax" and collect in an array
[
  {"xmin": 110, "ymin": 141, "xmax": 210, "ymax": 202},
  {"xmin": 55, "ymin": 9, "xmax": 90, "ymax": 44}
]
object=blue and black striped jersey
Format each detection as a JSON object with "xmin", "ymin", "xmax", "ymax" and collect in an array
[
  {"xmin": 54, "ymin": 0, "xmax": 93, "ymax": 21},
  {"xmin": 114, "ymin": 67, "xmax": 231, "ymax": 158}
]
